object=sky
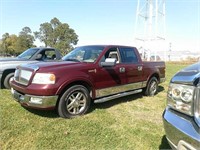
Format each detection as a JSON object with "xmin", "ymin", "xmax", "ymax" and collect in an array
[{"xmin": 0, "ymin": 0, "xmax": 200, "ymax": 53}]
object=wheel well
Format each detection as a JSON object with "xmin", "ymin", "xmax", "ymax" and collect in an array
[
  {"xmin": 56, "ymin": 81, "xmax": 93, "ymax": 108},
  {"xmin": 1, "ymin": 69, "xmax": 15, "ymax": 88},
  {"xmin": 149, "ymin": 73, "xmax": 159, "ymax": 83}
]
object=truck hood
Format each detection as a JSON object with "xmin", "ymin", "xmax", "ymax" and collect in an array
[
  {"xmin": 0, "ymin": 57, "xmax": 23, "ymax": 61},
  {"xmin": 0, "ymin": 57, "xmax": 38, "ymax": 70},
  {"xmin": 20, "ymin": 60, "xmax": 84, "ymax": 71},
  {"xmin": 171, "ymin": 62, "xmax": 200, "ymax": 85}
]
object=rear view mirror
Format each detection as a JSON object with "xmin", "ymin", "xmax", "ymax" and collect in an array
[{"xmin": 101, "ymin": 58, "xmax": 117, "ymax": 67}]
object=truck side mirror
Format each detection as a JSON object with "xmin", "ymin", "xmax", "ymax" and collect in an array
[{"xmin": 101, "ymin": 58, "xmax": 117, "ymax": 67}]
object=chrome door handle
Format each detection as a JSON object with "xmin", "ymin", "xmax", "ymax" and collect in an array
[
  {"xmin": 138, "ymin": 66, "xmax": 143, "ymax": 71},
  {"xmin": 119, "ymin": 67, "xmax": 125, "ymax": 73}
]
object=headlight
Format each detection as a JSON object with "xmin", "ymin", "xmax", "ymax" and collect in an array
[
  {"xmin": 167, "ymin": 83, "xmax": 195, "ymax": 115},
  {"xmin": 32, "ymin": 73, "xmax": 56, "ymax": 84}
]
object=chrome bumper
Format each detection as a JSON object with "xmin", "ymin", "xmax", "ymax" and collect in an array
[
  {"xmin": 11, "ymin": 88, "xmax": 58, "ymax": 109},
  {"xmin": 163, "ymin": 108, "xmax": 200, "ymax": 150}
]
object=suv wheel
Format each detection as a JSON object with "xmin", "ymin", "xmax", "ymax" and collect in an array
[
  {"xmin": 58, "ymin": 85, "xmax": 91, "ymax": 118},
  {"xmin": 143, "ymin": 77, "xmax": 158, "ymax": 96},
  {"xmin": 4, "ymin": 72, "xmax": 14, "ymax": 89}
]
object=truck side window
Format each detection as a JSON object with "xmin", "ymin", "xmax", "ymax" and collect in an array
[
  {"xmin": 100, "ymin": 48, "xmax": 120, "ymax": 63},
  {"xmin": 41, "ymin": 50, "xmax": 57, "ymax": 60},
  {"xmin": 120, "ymin": 48, "xmax": 138, "ymax": 63}
]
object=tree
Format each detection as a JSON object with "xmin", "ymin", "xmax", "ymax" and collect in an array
[
  {"xmin": 34, "ymin": 17, "xmax": 78, "ymax": 54},
  {"xmin": 1, "ymin": 33, "xmax": 18, "ymax": 56},
  {"xmin": 1, "ymin": 27, "xmax": 35, "ymax": 56},
  {"xmin": 15, "ymin": 27, "xmax": 35, "ymax": 54},
  {"xmin": 1, "ymin": 33, "xmax": 10, "ymax": 55}
]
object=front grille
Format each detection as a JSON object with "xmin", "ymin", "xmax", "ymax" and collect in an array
[
  {"xmin": 14, "ymin": 68, "xmax": 33, "ymax": 86},
  {"xmin": 194, "ymin": 86, "xmax": 200, "ymax": 127}
]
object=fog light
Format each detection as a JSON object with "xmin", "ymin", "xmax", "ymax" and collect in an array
[{"xmin": 30, "ymin": 97, "xmax": 43, "ymax": 104}]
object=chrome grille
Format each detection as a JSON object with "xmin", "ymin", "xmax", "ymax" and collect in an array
[
  {"xmin": 14, "ymin": 68, "xmax": 33, "ymax": 86},
  {"xmin": 194, "ymin": 86, "xmax": 200, "ymax": 127}
]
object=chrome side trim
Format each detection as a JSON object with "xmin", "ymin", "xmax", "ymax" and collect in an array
[
  {"xmin": 96, "ymin": 81, "xmax": 147, "ymax": 98},
  {"xmin": 177, "ymin": 140, "xmax": 196, "ymax": 150},
  {"xmin": 166, "ymin": 137, "xmax": 177, "ymax": 150},
  {"xmin": 94, "ymin": 89, "xmax": 142, "ymax": 103}
]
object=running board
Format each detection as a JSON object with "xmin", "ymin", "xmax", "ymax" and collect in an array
[{"xmin": 94, "ymin": 89, "xmax": 142, "ymax": 104}]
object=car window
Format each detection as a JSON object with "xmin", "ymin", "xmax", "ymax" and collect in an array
[
  {"xmin": 100, "ymin": 47, "xmax": 120, "ymax": 63},
  {"xmin": 17, "ymin": 48, "xmax": 39, "ymax": 59},
  {"xmin": 120, "ymin": 47, "xmax": 138, "ymax": 63},
  {"xmin": 40, "ymin": 49, "xmax": 57, "ymax": 60},
  {"xmin": 62, "ymin": 46, "xmax": 104, "ymax": 63}
]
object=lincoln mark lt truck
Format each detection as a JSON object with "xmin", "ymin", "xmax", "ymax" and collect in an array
[
  {"xmin": 163, "ymin": 62, "xmax": 200, "ymax": 150},
  {"xmin": 10, "ymin": 45, "xmax": 165, "ymax": 118}
]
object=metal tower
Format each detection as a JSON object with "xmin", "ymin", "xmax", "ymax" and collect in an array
[{"xmin": 134, "ymin": 0, "xmax": 166, "ymax": 61}]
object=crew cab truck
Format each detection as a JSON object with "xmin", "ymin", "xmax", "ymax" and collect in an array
[
  {"xmin": 163, "ymin": 62, "xmax": 200, "ymax": 150},
  {"xmin": 0, "ymin": 47, "xmax": 62, "ymax": 89},
  {"xmin": 10, "ymin": 45, "xmax": 165, "ymax": 118}
]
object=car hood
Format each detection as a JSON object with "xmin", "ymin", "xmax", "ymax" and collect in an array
[
  {"xmin": 0, "ymin": 57, "xmax": 22, "ymax": 61},
  {"xmin": 20, "ymin": 60, "xmax": 85, "ymax": 72},
  {"xmin": 171, "ymin": 62, "xmax": 200, "ymax": 85},
  {"xmin": 0, "ymin": 57, "xmax": 38, "ymax": 70}
]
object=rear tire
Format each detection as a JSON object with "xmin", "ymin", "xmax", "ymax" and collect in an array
[
  {"xmin": 143, "ymin": 77, "xmax": 158, "ymax": 96},
  {"xmin": 3, "ymin": 72, "xmax": 14, "ymax": 89},
  {"xmin": 57, "ymin": 85, "xmax": 91, "ymax": 118}
]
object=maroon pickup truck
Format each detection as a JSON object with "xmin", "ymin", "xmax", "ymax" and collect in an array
[{"xmin": 10, "ymin": 45, "xmax": 165, "ymax": 118}]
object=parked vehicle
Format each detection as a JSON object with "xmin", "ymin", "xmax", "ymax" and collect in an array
[
  {"xmin": 163, "ymin": 62, "xmax": 200, "ymax": 150},
  {"xmin": 0, "ymin": 47, "xmax": 62, "ymax": 89},
  {"xmin": 10, "ymin": 45, "xmax": 165, "ymax": 118}
]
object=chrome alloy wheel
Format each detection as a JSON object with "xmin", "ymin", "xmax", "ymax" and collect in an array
[
  {"xmin": 66, "ymin": 91, "xmax": 87, "ymax": 115},
  {"xmin": 149, "ymin": 80, "xmax": 157, "ymax": 96}
]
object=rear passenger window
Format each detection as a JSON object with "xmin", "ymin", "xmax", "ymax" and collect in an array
[{"xmin": 120, "ymin": 48, "xmax": 138, "ymax": 63}]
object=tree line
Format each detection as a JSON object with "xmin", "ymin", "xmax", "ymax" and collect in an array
[{"xmin": 0, "ymin": 17, "xmax": 79, "ymax": 56}]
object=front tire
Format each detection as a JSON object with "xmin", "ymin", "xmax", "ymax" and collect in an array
[
  {"xmin": 58, "ymin": 85, "xmax": 91, "ymax": 118},
  {"xmin": 3, "ymin": 72, "xmax": 14, "ymax": 89},
  {"xmin": 143, "ymin": 77, "xmax": 158, "ymax": 96}
]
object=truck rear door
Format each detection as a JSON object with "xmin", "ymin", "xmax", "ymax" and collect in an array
[{"xmin": 119, "ymin": 47, "xmax": 143, "ymax": 86}]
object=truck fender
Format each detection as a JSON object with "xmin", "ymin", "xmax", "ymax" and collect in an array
[{"xmin": 56, "ymin": 76, "xmax": 95, "ymax": 99}]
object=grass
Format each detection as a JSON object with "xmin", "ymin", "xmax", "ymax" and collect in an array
[{"xmin": 0, "ymin": 63, "xmax": 189, "ymax": 150}]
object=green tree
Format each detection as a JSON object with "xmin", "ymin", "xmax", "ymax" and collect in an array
[
  {"xmin": 1, "ymin": 33, "xmax": 18, "ymax": 56},
  {"xmin": 15, "ymin": 27, "xmax": 35, "ymax": 54},
  {"xmin": 1, "ymin": 27, "xmax": 35, "ymax": 56},
  {"xmin": 35, "ymin": 17, "xmax": 78, "ymax": 54}
]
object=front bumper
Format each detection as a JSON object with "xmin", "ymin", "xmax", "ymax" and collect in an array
[
  {"xmin": 11, "ymin": 88, "xmax": 58, "ymax": 109},
  {"xmin": 163, "ymin": 108, "xmax": 200, "ymax": 150}
]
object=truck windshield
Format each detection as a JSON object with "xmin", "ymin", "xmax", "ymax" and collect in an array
[
  {"xmin": 62, "ymin": 46, "xmax": 104, "ymax": 63},
  {"xmin": 17, "ymin": 48, "xmax": 39, "ymax": 59}
]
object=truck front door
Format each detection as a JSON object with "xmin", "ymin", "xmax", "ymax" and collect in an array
[{"xmin": 95, "ymin": 47, "xmax": 126, "ymax": 98}]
